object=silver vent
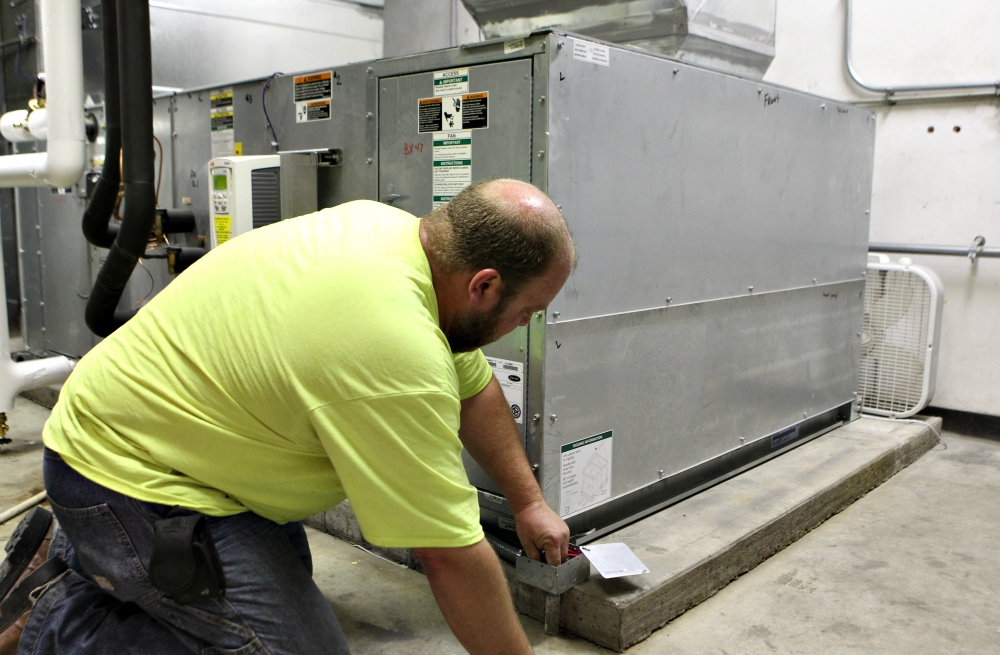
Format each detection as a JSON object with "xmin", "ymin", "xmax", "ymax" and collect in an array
[
  {"xmin": 459, "ymin": 0, "xmax": 776, "ymax": 79},
  {"xmin": 251, "ymin": 167, "xmax": 281, "ymax": 229}
]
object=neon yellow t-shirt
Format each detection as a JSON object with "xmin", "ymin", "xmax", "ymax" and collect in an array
[{"xmin": 43, "ymin": 201, "xmax": 493, "ymax": 548}]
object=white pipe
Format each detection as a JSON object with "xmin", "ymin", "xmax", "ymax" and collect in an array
[
  {"xmin": 0, "ymin": 492, "xmax": 48, "ymax": 525},
  {"xmin": 0, "ymin": 0, "xmax": 86, "ymax": 188}
]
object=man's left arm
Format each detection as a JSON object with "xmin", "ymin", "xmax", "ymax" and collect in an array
[{"xmin": 459, "ymin": 376, "xmax": 569, "ymax": 564}]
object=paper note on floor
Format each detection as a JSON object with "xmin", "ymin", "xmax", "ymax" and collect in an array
[{"xmin": 580, "ymin": 543, "xmax": 649, "ymax": 578}]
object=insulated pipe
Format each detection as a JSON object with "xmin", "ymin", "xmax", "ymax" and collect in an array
[
  {"xmin": 0, "ymin": 0, "xmax": 86, "ymax": 187},
  {"xmin": 85, "ymin": 0, "xmax": 157, "ymax": 337},
  {"xmin": 0, "ymin": 242, "xmax": 75, "ymax": 416},
  {"xmin": 81, "ymin": 0, "xmax": 121, "ymax": 249},
  {"xmin": 845, "ymin": 0, "xmax": 1000, "ymax": 103}
]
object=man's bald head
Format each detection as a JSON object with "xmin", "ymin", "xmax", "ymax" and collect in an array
[{"xmin": 422, "ymin": 179, "xmax": 576, "ymax": 300}]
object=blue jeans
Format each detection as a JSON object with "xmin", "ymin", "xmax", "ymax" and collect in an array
[{"xmin": 19, "ymin": 449, "xmax": 351, "ymax": 654}]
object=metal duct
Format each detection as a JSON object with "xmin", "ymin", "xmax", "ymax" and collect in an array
[{"xmin": 459, "ymin": 0, "xmax": 775, "ymax": 79}]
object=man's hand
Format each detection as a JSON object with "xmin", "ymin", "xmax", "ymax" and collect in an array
[
  {"xmin": 515, "ymin": 499, "xmax": 570, "ymax": 565},
  {"xmin": 460, "ymin": 377, "xmax": 571, "ymax": 564}
]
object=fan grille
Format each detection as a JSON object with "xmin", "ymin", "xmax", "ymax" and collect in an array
[{"xmin": 859, "ymin": 269, "xmax": 933, "ymax": 415}]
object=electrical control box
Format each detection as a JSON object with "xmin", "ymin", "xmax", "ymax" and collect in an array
[{"xmin": 208, "ymin": 155, "xmax": 281, "ymax": 248}]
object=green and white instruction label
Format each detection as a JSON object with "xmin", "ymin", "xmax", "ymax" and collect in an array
[
  {"xmin": 561, "ymin": 431, "xmax": 613, "ymax": 516},
  {"xmin": 433, "ymin": 68, "xmax": 469, "ymax": 96},
  {"xmin": 432, "ymin": 131, "xmax": 471, "ymax": 209}
]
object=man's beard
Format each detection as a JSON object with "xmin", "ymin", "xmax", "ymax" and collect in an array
[{"xmin": 445, "ymin": 301, "xmax": 507, "ymax": 353}]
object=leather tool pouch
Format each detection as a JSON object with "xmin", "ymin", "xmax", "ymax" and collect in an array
[{"xmin": 148, "ymin": 514, "xmax": 225, "ymax": 604}]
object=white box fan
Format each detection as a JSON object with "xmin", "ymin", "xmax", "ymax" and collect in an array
[{"xmin": 859, "ymin": 256, "xmax": 944, "ymax": 418}]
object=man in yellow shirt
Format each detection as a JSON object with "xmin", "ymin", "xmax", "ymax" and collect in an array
[{"xmin": 0, "ymin": 179, "xmax": 574, "ymax": 655}]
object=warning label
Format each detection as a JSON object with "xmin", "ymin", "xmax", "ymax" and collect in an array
[
  {"xmin": 433, "ymin": 68, "xmax": 469, "ymax": 97},
  {"xmin": 418, "ymin": 93, "xmax": 488, "ymax": 133},
  {"xmin": 294, "ymin": 71, "xmax": 333, "ymax": 123},
  {"xmin": 560, "ymin": 431, "xmax": 613, "ymax": 517},
  {"xmin": 209, "ymin": 88, "xmax": 234, "ymax": 158},
  {"xmin": 213, "ymin": 215, "xmax": 232, "ymax": 246},
  {"xmin": 294, "ymin": 71, "xmax": 333, "ymax": 101},
  {"xmin": 486, "ymin": 356, "xmax": 525, "ymax": 424}
]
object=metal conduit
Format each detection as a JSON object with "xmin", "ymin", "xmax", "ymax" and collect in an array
[
  {"xmin": 870, "ymin": 238, "xmax": 1000, "ymax": 261},
  {"xmin": 845, "ymin": 0, "xmax": 1000, "ymax": 104}
]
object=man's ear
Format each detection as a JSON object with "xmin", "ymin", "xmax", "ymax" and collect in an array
[{"xmin": 467, "ymin": 269, "xmax": 502, "ymax": 308}]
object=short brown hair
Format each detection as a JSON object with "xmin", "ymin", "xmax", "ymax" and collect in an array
[{"xmin": 422, "ymin": 180, "xmax": 574, "ymax": 298}]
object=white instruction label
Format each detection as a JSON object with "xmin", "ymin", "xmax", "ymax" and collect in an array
[
  {"xmin": 572, "ymin": 39, "xmax": 610, "ymax": 67},
  {"xmin": 560, "ymin": 431, "xmax": 613, "ymax": 516},
  {"xmin": 486, "ymin": 356, "xmax": 525, "ymax": 424},
  {"xmin": 580, "ymin": 543, "xmax": 649, "ymax": 578},
  {"xmin": 434, "ymin": 68, "xmax": 469, "ymax": 96},
  {"xmin": 504, "ymin": 37, "xmax": 525, "ymax": 54},
  {"xmin": 209, "ymin": 87, "xmax": 234, "ymax": 158}
]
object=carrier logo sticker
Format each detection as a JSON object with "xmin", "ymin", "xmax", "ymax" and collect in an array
[
  {"xmin": 433, "ymin": 68, "xmax": 469, "ymax": 96},
  {"xmin": 418, "ymin": 93, "xmax": 488, "ymax": 133},
  {"xmin": 560, "ymin": 431, "xmax": 613, "ymax": 517},
  {"xmin": 294, "ymin": 71, "xmax": 333, "ymax": 123},
  {"xmin": 486, "ymin": 357, "xmax": 525, "ymax": 424}
]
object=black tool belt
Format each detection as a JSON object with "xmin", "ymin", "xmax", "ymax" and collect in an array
[{"xmin": 148, "ymin": 514, "xmax": 225, "ymax": 604}]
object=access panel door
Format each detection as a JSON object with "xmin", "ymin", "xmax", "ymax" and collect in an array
[{"xmin": 377, "ymin": 58, "xmax": 533, "ymax": 216}]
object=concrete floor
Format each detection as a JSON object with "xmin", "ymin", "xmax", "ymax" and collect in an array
[{"xmin": 2, "ymin": 400, "xmax": 998, "ymax": 654}]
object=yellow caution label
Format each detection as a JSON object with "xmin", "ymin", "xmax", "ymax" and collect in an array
[
  {"xmin": 234, "ymin": 141, "xmax": 243, "ymax": 156},
  {"xmin": 214, "ymin": 215, "xmax": 232, "ymax": 245}
]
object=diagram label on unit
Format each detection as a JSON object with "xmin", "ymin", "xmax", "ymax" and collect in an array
[
  {"xmin": 433, "ymin": 68, "xmax": 469, "ymax": 96},
  {"xmin": 294, "ymin": 71, "xmax": 333, "ymax": 122},
  {"xmin": 560, "ymin": 431, "xmax": 613, "ymax": 517},
  {"xmin": 209, "ymin": 87, "xmax": 234, "ymax": 158},
  {"xmin": 418, "ymin": 93, "xmax": 488, "ymax": 133},
  {"xmin": 486, "ymin": 356, "xmax": 524, "ymax": 424}
]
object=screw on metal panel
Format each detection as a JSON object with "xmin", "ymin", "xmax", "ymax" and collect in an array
[
  {"xmin": 552, "ymin": 311, "xmax": 560, "ymax": 319},
  {"xmin": 366, "ymin": 112, "xmax": 373, "ymax": 119},
  {"xmin": 748, "ymin": 286, "xmax": 754, "ymax": 293},
  {"xmin": 758, "ymin": 88, "xmax": 763, "ymax": 94},
  {"xmin": 532, "ymin": 464, "xmax": 540, "ymax": 471},
  {"xmin": 519, "ymin": 346, "xmax": 524, "ymax": 352},
  {"xmin": 550, "ymin": 414, "xmax": 558, "ymax": 423},
  {"xmin": 172, "ymin": 132, "xmax": 177, "ymax": 138},
  {"xmin": 865, "ymin": 210, "xmax": 870, "ymax": 214},
  {"xmin": 525, "ymin": 74, "xmax": 529, "ymax": 80},
  {"xmin": 857, "ymin": 332, "xmax": 862, "ymax": 337},
  {"xmin": 854, "ymin": 392, "xmax": 859, "ymax": 396},
  {"xmin": 539, "ymin": 96, "xmax": 546, "ymax": 104},
  {"xmin": 812, "ymin": 278, "xmax": 818, "ymax": 284},
  {"xmin": 673, "ymin": 68, "xmax": 678, "ymax": 75},
  {"xmin": 366, "ymin": 158, "xmax": 373, "ymax": 164},
  {"xmin": 366, "ymin": 66, "xmax": 373, "ymax": 75},
  {"xmin": 533, "ymin": 414, "xmax": 541, "ymax": 422},
  {"xmin": 658, "ymin": 469, "xmax": 664, "ymax": 478},
  {"xmin": 665, "ymin": 297, "xmax": 672, "ymax": 303},
  {"xmin": 803, "ymin": 411, "xmax": 808, "ymax": 417},
  {"xmin": 821, "ymin": 103, "xmax": 826, "ymax": 109},
  {"xmin": 538, "ymin": 150, "xmax": 545, "ymax": 159},
  {"xmin": 535, "ymin": 311, "xmax": 544, "ymax": 318},
  {"xmin": 540, "ymin": 42, "xmax": 546, "ymax": 51},
  {"xmin": 556, "ymin": 204, "xmax": 562, "ymax": 210},
  {"xmin": 558, "ymin": 41, "xmax": 565, "ymax": 49},
  {"xmin": 740, "ymin": 436, "xmax": 745, "ymax": 444}
]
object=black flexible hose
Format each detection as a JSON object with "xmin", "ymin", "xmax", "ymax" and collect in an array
[
  {"xmin": 85, "ymin": 0, "xmax": 156, "ymax": 337},
  {"xmin": 81, "ymin": 0, "xmax": 120, "ymax": 248}
]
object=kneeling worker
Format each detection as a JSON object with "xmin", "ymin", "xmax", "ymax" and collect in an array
[{"xmin": 0, "ymin": 179, "xmax": 575, "ymax": 654}]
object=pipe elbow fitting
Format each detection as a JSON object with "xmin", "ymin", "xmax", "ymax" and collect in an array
[{"xmin": 41, "ymin": 139, "xmax": 87, "ymax": 188}]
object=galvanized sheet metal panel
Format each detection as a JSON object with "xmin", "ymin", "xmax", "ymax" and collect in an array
[
  {"xmin": 539, "ymin": 281, "xmax": 865, "ymax": 514},
  {"xmin": 545, "ymin": 44, "xmax": 875, "ymax": 322}
]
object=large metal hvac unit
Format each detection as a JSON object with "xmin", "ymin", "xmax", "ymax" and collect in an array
[{"xmin": 258, "ymin": 30, "xmax": 875, "ymax": 542}]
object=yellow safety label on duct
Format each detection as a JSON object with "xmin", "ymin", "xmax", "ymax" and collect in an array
[{"xmin": 214, "ymin": 215, "xmax": 232, "ymax": 245}]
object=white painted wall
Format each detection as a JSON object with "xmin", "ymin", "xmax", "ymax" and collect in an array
[
  {"xmin": 149, "ymin": 0, "xmax": 384, "ymax": 91},
  {"xmin": 762, "ymin": 0, "xmax": 1000, "ymax": 416}
]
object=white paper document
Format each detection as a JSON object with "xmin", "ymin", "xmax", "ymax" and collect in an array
[{"xmin": 580, "ymin": 543, "xmax": 649, "ymax": 579}]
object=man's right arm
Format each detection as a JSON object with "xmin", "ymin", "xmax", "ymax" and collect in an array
[{"xmin": 415, "ymin": 539, "xmax": 533, "ymax": 655}]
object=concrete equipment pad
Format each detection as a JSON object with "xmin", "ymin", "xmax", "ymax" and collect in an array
[{"xmin": 551, "ymin": 416, "xmax": 940, "ymax": 650}]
